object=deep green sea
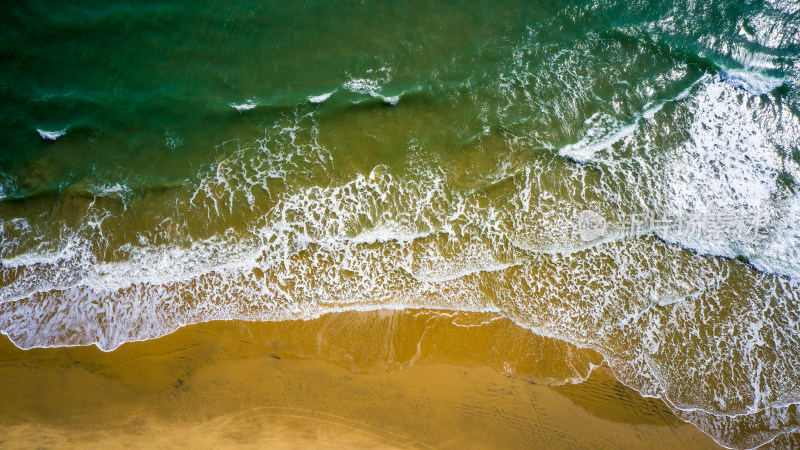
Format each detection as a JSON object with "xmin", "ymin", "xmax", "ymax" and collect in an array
[{"xmin": 2, "ymin": 0, "xmax": 800, "ymax": 447}]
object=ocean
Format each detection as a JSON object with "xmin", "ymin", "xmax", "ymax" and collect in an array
[{"xmin": 1, "ymin": 0, "xmax": 799, "ymax": 447}]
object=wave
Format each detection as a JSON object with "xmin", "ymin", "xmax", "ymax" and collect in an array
[
  {"xmin": 551, "ymin": 74, "xmax": 800, "ymax": 282},
  {"xmin": 308, "ymin": 91, "xmax": 334, "ymax": 103},
  {"xmin": 719, "ymin": 68, "xmax": 785, "ymax": 95},
  {"xmin": 558, "ymin": 115, "xmax": 645, "ymax": 164},
  {"xmin": 656, "ymin": 76, "xmax": 800, "ymax": 279},
  {"xmin": 36, "ymin": 128, "xmax": 66, "ymax": 140},
  {"xmin": 381, "ymin": 95, "xmax": 400, "ymax": 105},
  {"xmin": 558, "ymin": 81, "xmax": 697, "ymax": 163},
  {"xmin": 341, "ymin": 66, "xmax": 401, "ymax": 105},
  {"xmin": 3, "ymin": 15, "xmax": 800, "ymax": 449},
  {"xmin": 2, "ymin": 230, "xmax": 797, "ymax": 449},
  {"xmin": 343, "ymin": 74, "xmax": 387, "ymax": 95},
  {"xmin": 230, "ymin": 100, "xmax": 258, "ymax": 111}
]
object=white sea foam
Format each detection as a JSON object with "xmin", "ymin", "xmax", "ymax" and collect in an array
[
  {"xmin": 558, "ymin": 113, "xmax": 640, "ymax": 163},
  {"xmin": 349, "ymin": 225, "xmax": 431, "ymax": 244},
  {"xmin": 382, "ymin": 95, "xmax": 400, "ymax": 105},
  {"xmin": 87, "ymin": 183, "xmax": 131, "ymax": 196},
  {"xmin": 343, "ymin": 66, "xmax": 395, "ymax": 101},
  {"xmin": 551, "ymin": 73, "xmax": 800, "ymax": 282},
  {"xmin": 558, "ymin": 82, "xmax": 697, "ymax": 163},
  {"xmin": 720, "ymin": 68, "xmax": 785, "ymax": 95},
  {"xmin": 410, "ymin": 261, "xmax": 521, "ymax": 283},
  {"xmin": 1, "ymin": 245, "xmax": 79, "ymax": 270},
  {"xmin": 2, "ymin": 57, "xmax": 800, "ymax": 450},
  {"xmin": 230, "ymin": 100, "xmax": 257, "ymax": 111},
  {"xmin": 308, "ymin": 91, "xmax": 334, "ymax": 103},
  {"xmin": 658, "ymin": 76, "xmax": 800, "ymax": 279},
  {"xmin": 344, "ymin": 77, "xmax": 383, "ymax": 95},
  {"xmin": 37, "ymin": 128, "xmax": 66, "ymax": 140}
]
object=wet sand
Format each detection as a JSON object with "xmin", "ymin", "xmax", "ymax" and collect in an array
[{"xmin": 0, "ymin": 309, "xmax": 722, "ymax": 448}]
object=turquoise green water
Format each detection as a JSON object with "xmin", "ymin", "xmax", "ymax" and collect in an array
[
  {"xmin": 4, "ymin": 0, "xmax": 789, "ymax": 191},
  {"xmin": 2, "ymin": 0, "xmax": 800, "ymax": 447}
]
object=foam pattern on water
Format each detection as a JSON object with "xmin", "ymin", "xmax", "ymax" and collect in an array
[{"xmin": 3, "ymin": 13, "xmax": 800, "ymax": 448}]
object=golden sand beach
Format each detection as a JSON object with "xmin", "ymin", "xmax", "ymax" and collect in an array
[{"xmin": 0, "ymin": 309, "xmax": 726, "ymax": 448}]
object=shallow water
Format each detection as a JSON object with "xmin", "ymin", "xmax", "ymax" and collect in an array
[{"xmin": 2, "ymin": 0, "xmax": 800, "ymax": 447}]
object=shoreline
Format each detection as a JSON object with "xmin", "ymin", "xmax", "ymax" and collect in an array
[{"xmin": 0, "ymin": 309, "xmax": 722, "ymax": 448}]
